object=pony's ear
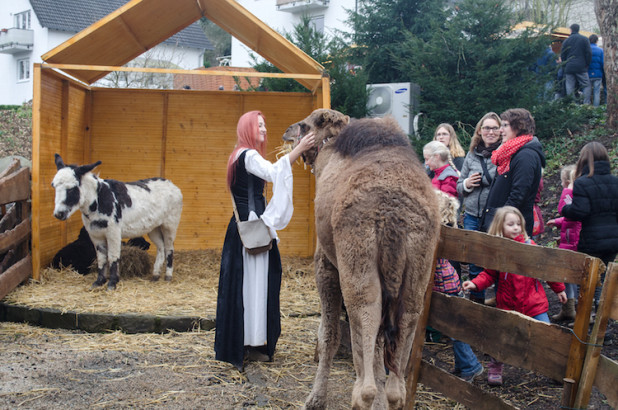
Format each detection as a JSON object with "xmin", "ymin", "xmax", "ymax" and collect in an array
[
  {"xmin": 54, "ymin": 153, "xmax": 66, "ymax": 170},
  {"xmin": 75, "ymin": 161, "xmax": 102, "ymax": 178}
]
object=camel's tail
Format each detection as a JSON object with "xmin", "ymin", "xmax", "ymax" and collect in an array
[{"xmin": 377, "ymin": 222, "xmax": 409, "ymax": 376}]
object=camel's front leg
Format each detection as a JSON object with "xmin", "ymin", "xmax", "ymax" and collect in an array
[{"xmin": 305, "ymin": 249, "xmax": 342, "ymax": 410}]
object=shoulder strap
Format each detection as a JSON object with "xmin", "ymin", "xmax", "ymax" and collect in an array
[{"xmin": 478, "ymin": 156, "xmax": 493, "ymax": 185}]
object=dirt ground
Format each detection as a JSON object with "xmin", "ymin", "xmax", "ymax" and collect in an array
[{"xmin": 0, "ymin": 253, "xmax": 616, "ymax": 409}]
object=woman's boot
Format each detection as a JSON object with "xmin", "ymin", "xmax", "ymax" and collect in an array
[{"xmin": 552, "ymin": 298, "xmax": 576, "ymax": 321}]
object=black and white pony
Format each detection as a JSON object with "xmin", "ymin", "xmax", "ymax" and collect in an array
[{"xmin": 51, "ymin": 154, "xmax": 183, "ymax": 290}]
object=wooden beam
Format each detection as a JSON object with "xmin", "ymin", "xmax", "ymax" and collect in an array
[
  {"xmin": 41, "ymin": 64, "xmax": 323, "ymax": 81},
  {"xmin": 0, "ymin": 167, "xmax": 30, "ymax": 206},
  {"xmin": 428, "ymin": 292, "xmax": 571, "ymax": 381},
  {"xmin": 418, "ymin": 360, "xmax": 516, "ymax": 410},
  {"xmin": 438, "ymin": 225, "xmax": 595, "ymax": 284},
  {"xmin": 0, "ymin": 255, "xmax": 31, "ymax": 300},
  {"xmin": 31, "ymin": 64, "xmax": 42, "ymax": 281},
  {"xmin": 592, "ymin": 355, "xmax": 618, "ymax": 407},
  {"xmin": 0, "ymin": 219, "xmax": 31, "ymax": 255}
]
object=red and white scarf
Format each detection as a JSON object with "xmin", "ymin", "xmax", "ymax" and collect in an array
[{"xmin": 491, "ymin": 134, "xmax": 533, "ymax": 175}]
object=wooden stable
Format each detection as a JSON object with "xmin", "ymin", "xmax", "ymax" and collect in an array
[{"xmin": 30, "ymin": 0, "xmax": 330, "ymax": 279}]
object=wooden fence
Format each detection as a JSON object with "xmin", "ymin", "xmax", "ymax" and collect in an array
[
  {"xmin": 405, "ymin": 225, "xmax": 617, "ymax": 409},
  {"xmin": 0, "ymin": 159, "xmax": 32, "ymax": 299}
]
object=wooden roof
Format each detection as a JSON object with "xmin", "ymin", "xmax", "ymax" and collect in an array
[{"xmin": 41, "ymin": 0, "xmax": 325, "ymax": 90}]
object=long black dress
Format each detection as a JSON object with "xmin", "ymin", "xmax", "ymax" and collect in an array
[{"xmin": 214, "ymin": 151, "xmax": 282, "ymax": 370}]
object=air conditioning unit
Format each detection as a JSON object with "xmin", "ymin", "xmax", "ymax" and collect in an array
[{"xmin": 366, "ymin": 82, "xmax": 420, "ymax": 135}]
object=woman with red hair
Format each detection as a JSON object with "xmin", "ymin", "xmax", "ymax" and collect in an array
[{"xmin": 215, "ymin": 111, "xmax": 314, "ymax": 370}]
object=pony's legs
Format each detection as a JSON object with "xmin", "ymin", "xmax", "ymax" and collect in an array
[
  {"xmin": 160, "ymin": 223, "xmax": 177, "ymax": 281},
  {"xmin": 91, "ymin": 239, "xmax": 108, "ymax": 288},
  {"xmin": 305, "ymin": 250, "xmax": 342, "ymax": 410},
  {"xmin": 147, "ymin": 227, "xmax": 165, "ymax": 281}
]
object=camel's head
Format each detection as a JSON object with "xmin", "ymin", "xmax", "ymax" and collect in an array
[{"xmin": 282, "ymin": 109, "xmax": 350, "ymax": 167}]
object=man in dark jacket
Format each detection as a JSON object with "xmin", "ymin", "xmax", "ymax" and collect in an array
[
  {"xmin": 480, "ymin": 109, "xmax": 545, "ymax": 236},
  {"xmin": 560, "ymin": 24, "xmax": 592, "ymax": 104}
]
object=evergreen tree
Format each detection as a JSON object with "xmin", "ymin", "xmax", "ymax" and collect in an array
[
  {"xmin": 395, "ymin": 0, "xmax": 551, "ymax": 137},
  {"xmin": 349, "ymin": 0, "xmax": 449, "ymax": 83}
]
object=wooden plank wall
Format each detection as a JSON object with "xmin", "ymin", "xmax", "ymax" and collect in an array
[
  {"xmin": 34, "ymin": 68, "xmax": 318, "ymax": 273},
  {"xmin": 34, "ymin": 68, "xmax": 90, "ymax": 276}
]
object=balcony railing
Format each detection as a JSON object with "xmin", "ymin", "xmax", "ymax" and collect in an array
[
  {"xmin": 276, "ymin": 0, "xmax": 329, "ymax": 12},
  {"xmin": 0, "ymin": 28, "xmax": 34, "ymax": 54}
]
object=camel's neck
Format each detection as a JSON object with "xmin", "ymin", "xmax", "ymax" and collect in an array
[{"xmin": 312, "ymin": 146, "xmax": 336, "ymax": 180}]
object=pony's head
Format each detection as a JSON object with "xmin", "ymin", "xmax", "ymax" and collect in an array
[{"xmin": 51, "ymin": 154, "xmax": 101, "ymax": 221}]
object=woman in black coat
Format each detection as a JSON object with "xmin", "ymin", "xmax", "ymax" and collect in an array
[
  {"xmin": 561, "ymin": 141, "xmax": 618, "ymax": 306},
  {"xmin": 480, "ymin": 108, "xmax": 545, "ymax": 235}
]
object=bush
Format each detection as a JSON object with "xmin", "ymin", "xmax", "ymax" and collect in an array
[{"xmin": 531, "ymin": 100, "xmax": 606, "ymax": 140}]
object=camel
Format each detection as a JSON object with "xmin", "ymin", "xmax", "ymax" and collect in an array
[{"xmin": 283, "ymin": 110, "xmax": 441, "ymax": 409}]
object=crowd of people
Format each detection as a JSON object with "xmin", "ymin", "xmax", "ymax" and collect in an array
[
  {"xmin": 424, "ymin": 108, "xmax": 618, "ymax": 386},
  {"xmin": 554, "ymin": 23, "xmax": 605, "ymax": 106},
  {"xmin": 214, "ymin": 107, "xmax": 618, "ymax": 389}
]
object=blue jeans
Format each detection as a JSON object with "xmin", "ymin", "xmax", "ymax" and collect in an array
[
  {"xmin": 565, "ymin": 282, "xmax": 578, "ymax": 299},
  {"xmin": 463, "ymin": 213, "xmax": 484, "ymax": 299},
  {"xmin": 450, "ymin": 292, "xmax": 482, "ymax": 376},
  {"xmin": 565, "ymin": 72, "xmax": 591, "ymax": 104},
  {"xmin": 590, "ymin": 77, "xmax": 602, "ymax": 106},
  {"xmin": 532, "ymin": 312, "xmax": 550, "ymax": 323}
]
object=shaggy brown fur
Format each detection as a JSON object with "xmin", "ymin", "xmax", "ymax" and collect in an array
[{"xmin": 283, "ymin": 110, "xmax": 440, "ymax": 409}]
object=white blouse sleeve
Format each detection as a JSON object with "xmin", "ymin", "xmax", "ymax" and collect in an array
[{"xmin": 244, "ymin": 149, "xmax": 295, "ymax": 233}]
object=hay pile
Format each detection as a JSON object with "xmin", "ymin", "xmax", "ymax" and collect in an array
[{"xmin": 4, "ymin": 250, "xmax": 320, "ymax": 318}]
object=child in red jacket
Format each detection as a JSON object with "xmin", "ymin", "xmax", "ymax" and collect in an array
[
  {"xmin": 463, "ymin": 206, "xmax": 566, "ymax": 386},
  {"xmin": 547, "ymin": 165, "xmax": 581, "ymax": 321},
  {"xmin": 423, "ymin": 141, "xmax": 459, "ymax": 197}
]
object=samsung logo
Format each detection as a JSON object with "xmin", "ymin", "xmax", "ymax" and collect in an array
[{"xmin": 394, "ymin": 88, "xmax": 408, "ymax": 94}]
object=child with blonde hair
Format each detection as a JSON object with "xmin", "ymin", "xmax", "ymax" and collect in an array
[
  {"xmin": 463, "ymin": 206, "xmax": 566, "ymax": 385},
  {"xmin": 546, "ymin": 165, "xmax": 581, "ymax": 321},
  {"xmin": 423, "ymin": 140, "xmax": 483, "ymax": 382}
]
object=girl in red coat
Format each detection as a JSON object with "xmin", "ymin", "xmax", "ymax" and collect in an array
[
  {"xmin": 423, "ymin": 140, "xmax": 459, "ymax": 197},
  {"xmin": 463, "ymin": 206, "xmax": 567, "ymax": 385}
]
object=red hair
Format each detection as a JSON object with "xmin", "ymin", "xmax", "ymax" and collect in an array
[{"xmin": 226, "ymin": 111, "xmax": 267, "ymax": 189}]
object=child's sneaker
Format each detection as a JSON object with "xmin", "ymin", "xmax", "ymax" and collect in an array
[{"xmin": 487, "ymin": 360, "xmax": 503, "ymax": 386}]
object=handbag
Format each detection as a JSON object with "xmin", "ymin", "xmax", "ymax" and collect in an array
[
  {"xmin": 231, "ymin": 175, "xmax": 273, "ymax": 255},
  {"xmin": 532, "ymin": 204, "xmax": 544, "ymax": 236}
]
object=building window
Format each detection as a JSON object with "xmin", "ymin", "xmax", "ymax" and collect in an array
[
  {"xmin": 310, "ymin": 15, "xmax": 325, "ymax": 33},
  {"xmin": 15, "ymin": 10, "xmax": 31, "ymax": 29},
  {"xmin": 17, "ymin": 59, "xmax": 30, "ymax": 81}
]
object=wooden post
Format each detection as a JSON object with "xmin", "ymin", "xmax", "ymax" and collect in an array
[
  {"xmin": 404, "ymin": 246, "xmax": 438, "ymax": 409},
  {"xmin": 31, "ymin": 64, "xmax": 42, "ymax": 281},
  {"xmin": 561, "ymin": 378, "xmax": 576, "ymax": 408},
  {"xmin": 564, "ymin": 256, "xmax": 602, "ymax": 407},
  {"xmin": 573, "ymin": 263, "xmax": 618, "ymax": 408}
]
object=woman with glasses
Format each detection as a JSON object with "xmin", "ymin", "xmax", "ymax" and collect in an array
[
  {"xmin": 456, "ymin": 112, "xmax": 502, "ymax": 304},
  {"xmin": 479, "ymin": 108, "xmax": 545, "ymax": 237}
]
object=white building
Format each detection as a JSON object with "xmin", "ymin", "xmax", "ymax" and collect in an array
[
  {"xmin": 231, "ymin": 0, "xmax": 358, "ymax": 67},
  {"xmin": 0, "ymin": 0, "xmax": 213, "ymax": 106}
]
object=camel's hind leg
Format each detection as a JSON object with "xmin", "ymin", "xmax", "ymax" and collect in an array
[
  {"xmin": 384, "ymin": 256, "xmax": 433, "ymax": 409},
  {"xmin": 305, "ymin": 250, "xmax": 343, "ymax": 410},
  {"xmin": 338, "ymin": 259, "xmax": 382, "ymax": 409}
]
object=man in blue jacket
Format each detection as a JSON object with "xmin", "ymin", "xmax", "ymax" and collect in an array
[
  {"xmin": 560, "ymin": 24, "xmax": 592, "ymax": 104},
  {"xmin": 588, "ymin": 34, "xmax": 604, "ymax": 106}
]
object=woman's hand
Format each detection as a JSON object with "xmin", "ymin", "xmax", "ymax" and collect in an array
[
  {"xmin": 288, "ymin": 132, "xmax": 316, "ymax": 164},
  {"xmin": 556, "ymin": 291, "xmax": 567, "ymax": 304},
  {"xmin": 465, "ymin": 172, "xmax": 482, "ymax": 189}
]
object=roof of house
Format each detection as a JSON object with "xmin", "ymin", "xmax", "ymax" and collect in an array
[
  {"xmin": 29, "ymin": 0, "xmax": 213, "ymax": 50},
  {"xmin": 173, "ymin": 66, "xmax": 261, "ymax": 91}
]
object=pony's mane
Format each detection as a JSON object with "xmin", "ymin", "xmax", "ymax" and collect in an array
[{"xmin": 333, "ymin": 116, "xmax": 411, "ymax": 157}]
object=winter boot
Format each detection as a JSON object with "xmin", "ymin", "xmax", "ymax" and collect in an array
[
  {"xmin": 487, "ymin": 359, "xmax": 503, "ymax": 386},
  {"xmin": 552, "ymin": 298, "xmax": 576, "ymax": 321}
]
